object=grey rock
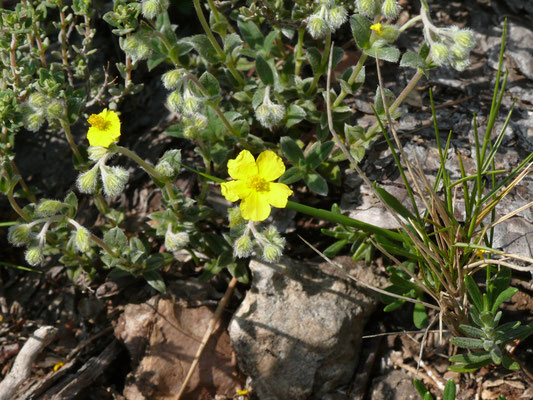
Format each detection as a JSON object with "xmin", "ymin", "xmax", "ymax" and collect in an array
[
  {"xmin": 368, "ymin": 369, "xmax": 418, "ymax": 400},
  {"xmin": 229, "ymin": 257, "xmax": 384, "ymax": 400},
  {"xmin": 507, "ymin": 23, "xmax": 533, "ymax": 80}
]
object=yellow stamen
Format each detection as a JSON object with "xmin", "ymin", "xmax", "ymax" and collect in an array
[
  {"xmin": 370, "ymin": 22, "xmax": 383, "ymax": 35},
  {"xmin": 88, "ymin": 114, "xmax": 109, "ymax": 131},
  {"xmin": 249, "ymin": 176, "xmax": 269, "ymax": 192}
]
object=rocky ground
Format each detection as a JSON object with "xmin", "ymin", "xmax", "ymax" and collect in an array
[{"xmin": 1, "ymin": 0, "xmax": 533, "ymax": 399}]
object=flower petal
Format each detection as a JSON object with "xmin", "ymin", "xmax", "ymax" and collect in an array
[
  {"xmin": 240, "ymin": 191, "xmax": 271, "ymax": 221},
  {"xmin": 256, "ymin": 150, "xmax": 285, "ymax": 181},
  {"xmin": 266, "ymin": 182, "xmax": 293, "ymax": 208},
  {"xmin": 221, "ymin": 180, "xmax": 251, "ymax": 202},
  {"xmin": 87, "ymin": 126, "xmax": 115, "ymax": 147},
  {"xmin": 227, "ymin": 150, "xmax": 258, "ymax": 180}
]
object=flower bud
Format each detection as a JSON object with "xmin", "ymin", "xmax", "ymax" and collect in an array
[
  {"xmin": 193, "ymin": 114, "xmax": 208, "ymax": 129},
  {"xmin": 228, "ymin": 207, "xmax": 245, "ymax": 227},
  {"xmin": 77, "ymin": 166, "xmax": 99, "ymax": 194},
  {"xmin": 356, "ymin": 0, "xmax": 379, "ymax": 18},
  {"xmin": 155, "ymin": 160, "xmax": 174, "ymax": 178},
  {"xmin": 307, "ymin": 8, "xmax": 329, "ymax": 39},
  {"xmin": 99, "ymin": 165, "xmax": 129, "ymax": 198},
  {"xmin": 24, "ymin": 112, "xmax": 45, "ymax": 132},
  {"xmin": 28, "ymin": 92, "xmax": 48, "ymax": 109},
  {"xmin": 182, "ymin": 88, "xmax": 201, "ymax": 116},
  {"xmin": 162, "ymin": 69, "xmax": 185, "ymax": 90},
  {"xmin": 141, "ymin": 0, "xmax": 169, "ymax": 20},
  {"xmin": 46, "ymin": 101, "xmax": 64, "ymax": 120},
  {"xmin": 167, "ymin": 90, "xmax": 182, "ymax": 113},
  {"xmin": 255, "ymin": 103, "xmax": 285, "ymax": 129},
  {"xmin": 381, "ymin": 0, "xmax": 400, "ymax": 19},
  {"xmin": 327, "ymin": 5, "xmax": 347, "ymax": 30},
  {"xmin": 262, "ymin": 225, "xmax": 286, "ymax": 248},
  {"xmin": 451, "ymin": 44, "xmax": 467, "ymax": 60},
  {"xmin": 75, "ymin": 227, "xmax": 91, "ymax": 252},
  {"xmin": 234, "ymin": 234, "xmax": 253, "ymax": 258},
  {"xmin": 25, "ymin": 247, "xmax": 43, "ymax": 266},
  {"xmin": 88, "ymin": 146, "xmax": 110, "ymax": 162},
  {"xmin": 451, "ymin": 58, "xmax": 471, "ymax": 72},
  {"xmin": 262, "ymin": 243, "xmax": 283, "ymax": 263},
  {"xmin": 430, "ymin": 42, "xmax": 450, "ymax": 66},
  {"xmin": 8, "ymin": 224, "xmax": 31, "ymax": 246},
  {"xmin": 454, "ymin": 29, "xmax": 475, "ymax": 50},
  {"xmin": 37, "ymin": 199, "xmax": 63, "ymax": 216},
  {"xmin": 122, "ymin": 32, "xmax": 152, "ymax": 63},
  {"xmin": 165, "ymin": 229, "xmax": 190, "ymax": 251}
]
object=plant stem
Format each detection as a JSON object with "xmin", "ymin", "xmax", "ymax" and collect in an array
[
  {"xmin": 332, "ymin": 53, "xmax": 368, "ymax": 108},
  {"xmin": 306, "ymin": 33, "xmax": 331, "ymax": 95},
  {"xmin": 116, "ymin": 146, "xmax": 165, "ymax": 181},
  {"xmin": 294, "ymin": 28, "xmax": 305, "ymax": 76},
  {"xmin": 192, "ymin": 0, "xmax": 245, "ymax": 87},
  {"xmin": 60, "ymin": 120, "xmax": 83, "ymax": 163},
  {"xmin": 399, "ymin": 15, "xmax": 422, "ymax": 33},
  {"xmin": 7, "ymin": 189, "xmax": 30, "ymax": 222}
]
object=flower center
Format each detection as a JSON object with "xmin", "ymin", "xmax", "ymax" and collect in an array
[
  {"xmin": 249, "ymin": 176, "xmax": 269, "ymax": 192},
  {"xmin": 88, "ymin": 114, "xmax": 110, "ymax": 130}
]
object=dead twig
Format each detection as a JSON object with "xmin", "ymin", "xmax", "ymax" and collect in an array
[
  {"xmin": 174, "ymin": 276, "xmax": 239, "ymax": 400},
  {"xmin": 0, "ymin": 325, "xmax": 57, "ymax": 400}
]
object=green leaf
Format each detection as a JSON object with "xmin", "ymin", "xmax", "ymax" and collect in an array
[
  {"xmin": 103, "ymin": 227, "xmax": 128, "ymax": 252},
  {"xmin": 502, "ymin": 355, "xmax": 520, "ymax": 370},
  {"xmin": 63, "ymin": 192, "xmax": 78, "ymax": 216},
  {"xmin": 256, "ymin": 54, "xmax": 274, "ymax": 86},
  {"xmin": 305, "ymin": 141, "xmax": 335, "ymax": 170},
  {"xmin": 285, "ymin": 104, "xmax": 306, "ymax": 128},
  {"xmin": 491, "ymin": 287, "xmax": 518, "ymax": 314},
  {"xmin": 227, "ymin": 262, "xmax": 249, "ymax": 284},
  {"xmin": 331, "ymin": 47, "xmax": 345, "ymax": 69},
  {"xmin": 413, "ymin": 303, "xmax": 428, "ymax": 329},
  {"xmin": 375, "ymin": 185, "xmax": 416, "ymax": 222},
  {"xmin": 413, "ymin": 379, "xmax": 431, "ymax": 400},
  {"xmin": 263, "ymin": 30, "xmax": 279, "ymax": 55},
  {"xmin": 450, "ymin": 336, "xmax": 484, "ymax": 349},
  {"xmin": 400, "ymin": 51, "xmax": 426, "ymax": 69},
  {"xmin": 323, "ymin": 239, "xmax": 349, "ymax": 257},
  {"xmin": 464, "ymin": 275, "xmax": 484, "ymax": 312},
  {"xmin": 183, "ymin": 34, "xmax": 219, "ymax": 64},
  {"xmin": 279, "ymin": 167, "xmax": 304, "ymax": 184},
  {"xmin": 449, "ymin": 352, "xmax": 491, "ymax": 364},
  {"xmin": 280, "ymin": 136, "xmax": 305, "ymax": 164},
  {"xmin": 364, "ymin": 45, "xmax": 400, "ymax": 63},
  {"xmin": 144, "ymin": 252, "xmax": 173, "ymax": 272},
  {"xmin": 458, "ymin": 324, "xmax": 485, "ymax": 338},
  {"xmin": 304, "ymin": 172, "xmax": 328, "ymax": 196},
  {"xmin": 237, "ymin": 19, "xmax": 263, "ymax": 49},
  {"xmin": 307, "ymin": 47, "xmax": 322, "ymax": 73},
  {"xmin": 350, "ymin": 15, "xmax": 371, "ymax": 49},
  {"xmin": 199, "ymin": 71, "xmax": 220, "ymax": 96},
  {"xmin": 374, "ymin": 87, "xmax": 397, "ymax": 115},
  {"xmin": 144, "ymin": 270, "xmax": 166, "ymax": 293}
]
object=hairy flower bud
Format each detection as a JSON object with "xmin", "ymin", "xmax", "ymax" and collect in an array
[
  {"xmin": 228, "ymin": 207, "xmax": 245, "ymax": 227},
  {"xmin": 141, "ymin": 0, "xmax": 169, "ymax": 19},
  {"xmin": 165, "ymin": 229, "xmax": 190, "ymax": 251},
  {"xmin": 25, "ymin": 247, "xmax": 43, "ymax": 266},
  {"xmin": 100, "ymin": 165, "xmax": 129, "ymax": 198},
  {"xmin": 430, "ymin": 42, "xmax": 450, "ymax": 66},
  {"xmin": 167, "ymin": 90, "xmax": 182, "ymax": 113},
  {"xmin": 234, "ymin": 234, "xmax": 253, "ymax": 258},
  {"xmin": 356, "ymin": 0, "xmax": 380, "ymax": 18},
  {"xmin": 451, "ymin": 58, "xmax": 471, "ymax": 72},
  {"xmin": 36, "ymin": 199, "xmax": 63, "ymax": 216},
  {"xmin": 262, "ymin": 225, "xmax": 286, "ymax": 248},
  {"xmin": 46, "ymin": 101, "xmax": 64, "ymax": 120},
  {"xmin": 77, "ymin": 166, "xmax": 99, "ymax": 194},
  {"xmin": 75, "ymin": 227, "xmax": 91, "ymax": 252},
  {"xmin": 262, "ymin": 243, "xmax": 283, "ymax": 263},
  {"xmin": 122, "ymin": 32, "xmax": 152, "ymax": 63},
  {"xmin": 307, "ymin": 8, "xmax": 329, "ymax": 39},
  {"xmin": 182, "ymin": 88, "xmax": 201, "ymax": 116},
  {"xmin": 327, "ymin": 5, "xmax": 347, "ymax": 30},
  {"xmin": 381, "ymin": 0, "xmax": 400, "ymax": 19},
  {"xmin": 8, "ymin": 224, "xmax": 31, "ymax": 246},
  {"xmin": 256, "ymin": 103, "xmax": 285, "ymax": 129},
  {"xmin": 162, "ymin": 69, "xmax": 185, "ymax": 90},
  {"xmin": 24, "ymin": 112, "xmax": 45, "ymax": 132},
  {"xmin": 155, "ymin": 160, "xmax": 174, "ymax": 178},
  {"xmin": 454, "ymin": 29, "xmax": 475, "ymax": 50},
  {"xmin": 88, "ymin": 146, "xmax": 110, "ymax": 162},
  {"xmin": 28, "ymin": 92, "xmax": 48, "ymax": 109}
]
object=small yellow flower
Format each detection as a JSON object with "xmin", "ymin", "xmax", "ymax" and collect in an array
[
  {"xmin": 53, "ymin": 361, "xmax": 65, "ymax": 372},
  {"xmin": 476, "ymin": 249, "xmax": 486, "ymax": 259},
  {"xmin": 87, "ymin": 109, "xmax": 121, "ymax": 148},
  {"xmin": 237, "ymin": 389, "xmax": 249, "ymax": 396},
  {"xmin": 370, "ymin": 22, "xmax": 383, "ymax": 35},
  {"xmin": 221, "ymin": 150, "xmax": 293, "ymax": 221}
]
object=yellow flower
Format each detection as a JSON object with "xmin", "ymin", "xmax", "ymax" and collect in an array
[
  {"xmin": 370, "ymin": 22, "xmax": 383, "ymax": 35},
  {"xmin": 87, "ymin": 109, "xmax": 121, "ymax": 148},
  {"xmin": 237, "ymin": 389, "xmax": 249, "ymax": 396},
  {"xmin": 221, "ymin": 150, "xmax": 293, "ymax": 221},
  {"xmin": 53, "ymin": 361, "xmax": 65, "ymax": 372}
]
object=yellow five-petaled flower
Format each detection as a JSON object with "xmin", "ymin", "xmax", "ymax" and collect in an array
[
  {"xmin": 370, "ymin": 22, "xmax": 383, "ymax": 35},
  {"xmin": 87, "ymin": 108, "xmax": 121, "ymax": 148},
  {"xmin": 221, "ymin": 150, "xmax": 293, "ymax": 221}
]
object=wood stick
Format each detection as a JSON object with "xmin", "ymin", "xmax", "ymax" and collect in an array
[{"xmin": 0, "ymin": 325, "xmax": 57, "ymax": 400}]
